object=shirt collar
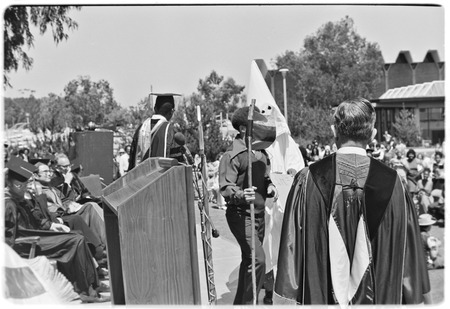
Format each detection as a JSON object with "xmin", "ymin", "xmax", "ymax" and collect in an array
[
  {"xmin": 337, "ymin": 146, "xmax": 367, "ymax": 156},
  {"xmin": 151, "ymin": 114, "xmax": 168, "ymax": 121}
]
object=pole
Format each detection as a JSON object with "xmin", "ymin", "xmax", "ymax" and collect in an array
[
  {"xmin": 247, "ymin": 99, "xmax": 257, "ymax": 305},
  {"xmin": 196, "ymin": 105, "xmax": 217, "ymax": 304},
  {"xmin": 280, "ymin": 68, "xmax": 289, "ymax": 124}
]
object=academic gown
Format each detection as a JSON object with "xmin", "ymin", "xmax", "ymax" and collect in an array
[
  {"xmin": 274, "ymin": 154, "xmax": 430, "ymax": 305},
  {"xmin": 128, "ymin": 116, "xmax": 183, "ymax": 171},
  {"xmin": 4, "ymin": 191, "xmax": 99, "ymax": 294}
]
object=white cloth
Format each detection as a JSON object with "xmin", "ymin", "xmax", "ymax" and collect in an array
[
  {"xmin": 135, "ymin": 114, "xmax": 168, "ymax": 165},
  {"xmin": 247, "ymin": 60, "xmax": 305, "ymax": 273},
  {"xmin": 118, "ymin": 153, "xmax": 129, "ymax": 176}
]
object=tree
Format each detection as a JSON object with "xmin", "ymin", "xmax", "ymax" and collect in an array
[
  {"xmin": 171, "ymin": 71, "xmax": 244, "ymax": 160},
  {"xmin": 197, "ymin": 70, "xmax": 244, "ymax": 115},
  {"xmin": 38, "ymin": 93, "xmax": 74, "ymax": 133},
  {"xmin": 4, "ymin": 6, "xmax": 81, "ymax": 87},
  {"xmin": 63, "ymin": 76, "xmax": 119, "ymax": 127},
  {"xmin": 276, "ymin": 16, "xmax": 384, "ymax": 144},
  {"xmin": 392, "ymin": 106, "xmax": 421, "ymax": 147}
]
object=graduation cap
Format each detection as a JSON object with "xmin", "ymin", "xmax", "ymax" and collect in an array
[
  {"xmin": 29, "ymin": 158, "xmax": 52, "ymax": 165},
  {"xmin": 6, "ymin": 155, "xmax": 37, "ymax": 182},
  {"xmin": 150, "ymin": 93, "xmax": 181, "ymax": 110}
]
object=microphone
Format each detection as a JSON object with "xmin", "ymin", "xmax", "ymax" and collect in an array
[{"xmin": 174, "ymin": 132, "xmax": 195, "ymax": 165}]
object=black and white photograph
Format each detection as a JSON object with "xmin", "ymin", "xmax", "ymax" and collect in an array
[{"xmin": 1, "ymin": 0, "xmax": 447, "ymax": 306}]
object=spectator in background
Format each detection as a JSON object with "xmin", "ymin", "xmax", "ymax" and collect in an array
[
  {"xmin": 421, "ymin": 152, "xmax": 434, "ymax": 171},
  {"xmin": 305, "ymin": 144, "xmax": 313, "ymax": 161},
  {"xmin": 18, "ymin": 148, "xmax": 30, "ymax": 162},
  {"xmin": 402, "ymin": 149, "xmax": 421, "ymax": 197},
  {"xmin": 419, "ymin": 214, "xmax": 444, "ymax": 269},
  {"xmin": 432, "ymin": 151, "xmax": 445, "ymax": 190},
  {"xmin": 383, "ymin": 130, "xmax": 392, "ymax": 144},
  {"xmin": 389, "ymin": 150, "xmax": 408, "ymax": 185},
  {"xmin": 372, "ymin": 143, "xmax": 385, "ymax": 161},
  {"xmin": 310, "ymin": 146, "xmax": 320, "ymax": 162},
  {"xmin": 428, "ymin": 188, "xmax": 445, "ymax": 225},
  {"xmin": 118, "ymin": 147, "xmax": 130, "ymax": 177},
  {"xmin": 418, "ymin": 168, "xmax": 434, "ymax": 195}
]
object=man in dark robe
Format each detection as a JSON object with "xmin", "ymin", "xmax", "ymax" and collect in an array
[
  {"xmin": 49, "ymin": 153, "xmax": 106, "ymax": 245},
  {"xmin": 4, "ymin": 156, "xmax": 108, "ymax": 303},
  {"xmin": 274, "ymin": 98, "xmax": 431, "ymax": 305},
  {"xmin": 128, "ymin": 93, "xmax": 184, "ymax": 170}
]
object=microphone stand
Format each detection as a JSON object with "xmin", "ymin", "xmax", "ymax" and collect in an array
[{"xmin": 195, "ymin": 105, "xmax": 217, "ymax": 305}]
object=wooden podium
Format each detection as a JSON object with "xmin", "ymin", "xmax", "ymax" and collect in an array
[{"xmin": 102, "ymin": 158, "xmax": 201, "ymax": 304}]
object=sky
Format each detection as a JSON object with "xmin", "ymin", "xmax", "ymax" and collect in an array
[{"xmin": 2, "ymin": 1, "xmax": 446, "ymax": 108}]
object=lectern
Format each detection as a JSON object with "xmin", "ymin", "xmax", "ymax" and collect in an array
[{"xmin": 102, "ymin": 158, "xmax": 200, "ymax": 304}]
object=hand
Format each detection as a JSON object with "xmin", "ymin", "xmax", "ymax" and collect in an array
[
  {"xmin": 64, "ymin": 171, "xmax": 74, "ymax": 184},
  {"xmin": 67, "ymin": 201, "xmax": 82, "ymax": 214},
  {"xmin": 57, "ymin": 217, "xmax": 64, "ymax": 224},
  {"xmin": 50, "ymin": 223, "xmax": 70, "ymax": 232},
  {"xmin": 267, "ymin": 184, "xmax": 279, "ymax": 201},
  {"xmin": 243, "ymin": 186, "xmax": 256, "ymax": 203}
]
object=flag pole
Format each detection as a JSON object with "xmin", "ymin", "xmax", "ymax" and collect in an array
[{"xmin": 247, "ymin": 99, "xmax": 257, "ymax": 305}]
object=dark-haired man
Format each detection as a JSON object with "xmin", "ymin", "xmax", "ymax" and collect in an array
[
  {"xmin": 128, "ymin": 93, "xmax": 184, "ymax": 170},
  {"xmin": 274, "ymin": 98, "xmax": 431, "ymax": 305}
]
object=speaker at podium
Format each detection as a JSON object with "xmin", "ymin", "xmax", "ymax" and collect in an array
[{"xmin": 102, "ymin": 157, "xmax": 201, "ymax": 305}]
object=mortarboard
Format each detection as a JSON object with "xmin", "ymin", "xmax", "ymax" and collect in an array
[
  {"xmin": 29, "ymin": 158, "xmax": 52, "ymax": 165},
  {"xmin": 6, "ymin": 155, "xmax": 37, "ymax": 182},
  {"xmin": 151, "ymin": 93, "xmax": 181, "ymax": 110}
]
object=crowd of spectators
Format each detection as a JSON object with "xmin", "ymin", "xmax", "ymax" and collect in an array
[{"xmin": 3, "ymin": 142, "xmax": 110, "ymax": 303}]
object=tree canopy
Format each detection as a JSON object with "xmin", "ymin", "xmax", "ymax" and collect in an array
[
  {"xmin": 4, "ymin": 6, "xmax": 81, "ymax": 87},
  {"xmin": 275, "ymin": 16, "xmax": 384, "ymax": 145},
  {"xmin": 172, "ymin": 71, "xmax": 245, "ymax": 160}
]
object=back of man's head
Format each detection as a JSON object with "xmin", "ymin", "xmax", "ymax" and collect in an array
[
  {"xmin": 156, "ymin": 102, "xmax": 175, "ymax": 119},
  {"xmin": 333, "ymin": 98, "xmax": 375, "ymax": 144}
]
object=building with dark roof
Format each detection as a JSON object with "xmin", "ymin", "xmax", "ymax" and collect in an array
[
  {"xmin": 262, "ymin": 49, "xmax": 445, "ymax": 145},
  {"xmin": 372, "ymin": 50, "xmax": 445, "ymax": 145}
]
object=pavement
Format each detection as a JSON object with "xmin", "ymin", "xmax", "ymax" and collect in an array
[
  {"xmin": 196, "ymin": 223, "xmax": 270, "ymax": 305},
  {"xmin": 87, "ymin": 208, "xmax": 445, "ymax": 306},
  {"xmin": 195, "ymin": 217, "xmax": 446, "ymax": 306}
]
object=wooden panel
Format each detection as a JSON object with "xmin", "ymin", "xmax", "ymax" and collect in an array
[
  {"xmin": 118, "ymin": 167, "xmax": 198, "ymax": 304},
  {"xmin": 102, "ymin": 158, "xmax": 200, "ymax": 305},
  {"xmin": 103, "ymin": 204, "xmax": 125, "ymax": 304}
]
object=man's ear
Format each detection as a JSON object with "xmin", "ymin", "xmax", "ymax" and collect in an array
[
  {"xmin": 370, "ymin": 128, "xmax": 378, "ymax": 141},
  {"xmin": 331, "ymin": 125, "xmax": 337, "ymax": 138}
]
